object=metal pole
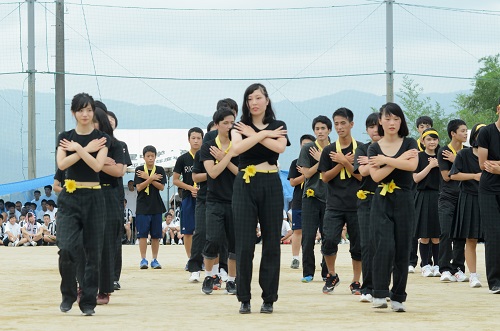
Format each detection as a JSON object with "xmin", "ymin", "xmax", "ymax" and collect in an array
[
  {"xmin": 27, "ymin": 0, "xmax": 36, "ymax": 179},
  {"xmin": 386, "ymin": 0, "xmax": 394, "ymax": 103},
  {"xmin": 55, "ymin": 0, "xmax": 65, "ymax": 163}
]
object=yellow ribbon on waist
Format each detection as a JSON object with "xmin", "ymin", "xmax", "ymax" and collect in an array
[
  {"xmin": 64, "ymin": 179, "xmax": 101, "ymax": 193},
  {"xmin": 242, "ymin": 165, "xmax": 278, "ymax": 184},
  {"xmin": 306, "ymin": 189, "xmax": 315, "ymax": 198},
  {"xmin": 356, "ymin": 190, "xmax": 374, "ymax": 200},
  {"xmin": 378, "ymin": 179, "xmax": 400, "ymax": 196}
]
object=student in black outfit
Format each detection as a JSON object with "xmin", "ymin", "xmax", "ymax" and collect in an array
[
  {"xmin": 56, "ymin": 93, "xmax": 110, "ymax": 316},
  {"xmin": 200, "ymin": 107, "xmax": 239, "ymax": 295},
  {"xmin": 203, "ymin": 98, "xmax": 239, "ymax": 144},
  {"xmin": 477, "ymin": 99, "xmax": 500, "ymax": 294},
  {"xmin": 368, "ymin": 102, "xmax": 418, "ymax": 312},
  {"xmin": 231, "ymin": 83, "xmax": 289, "ymax": 314},
  {"xmin": 93, "ymin": 108, "xmax": 124, "ymax": 305}
]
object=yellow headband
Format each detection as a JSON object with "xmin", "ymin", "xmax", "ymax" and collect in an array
[{"xmin": 421, "ymin": 130, "xmax": 439, "ymax": 139}]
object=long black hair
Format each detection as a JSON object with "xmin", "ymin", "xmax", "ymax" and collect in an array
[
  {"xmin": 240, "ymin": 83, "xmax": 275, "ymax": 125},
  {"xmin": 94, "ymin": 107, "xmax": 118, "ymax": 147},
  {"xmin": 378, "ymin": 103, "xmax": 409, "ymax": 137},
  {"xmin": 71, "ymin": 93, "xmax": 94, "ymax": 113}
]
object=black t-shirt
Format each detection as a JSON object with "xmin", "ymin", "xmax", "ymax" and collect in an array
[
  {"xmin": 318, "ymin": 140, "xmax": 362, "ymax": 211},
  {"xmin": 438, "ymin": 145, "xmax": 461, "ymax": 199},
  {"xmin": 200, "ymin": 139, "xmax": 239, "ymax": 203},
  {"xmin": 117, "ymin": 140, "xmax": 132, "ymax": 203},
  {"xmin": 477, "ymin": 123, "xmax": 500, "ymax": 194},
  {"xmin": 134, "ymin": 165, "xmax": 166, "ymax": 214},
  {"xmin": 287, "ymin": 159, "xmax": 304, "ymax": 210},
  {"xmin": 203, "ymin": 130, "xmax": 218, "ymax": 143},
  {"xmin": 353, "ymin": 142, "xmax": 378, "ymax": 193},
  {"xmin": 173, "ymin": 151, "xmax": 196, "ymax": 200},
  {"xmin": 415, "ymin": 151, "xmax": 440, "ymax": 191},
  {"xmin": 57, "ymin": 129, "xmax": 111, "ymax": 182},
  {"xmin": 99, "ymin": 140, "xmax": 124, "ymax": 187},
  {"xmin": 367, "ymin": 137, "xmax": 419, "ymax": 191},
  {"xmin": 297, "ymin": 141, "xmax": 327, "ymax": 202},
  {"xmin": 54, "ymin": 168, "xmax": 65, "ymax": 182},
  {"xmin": 449, "ymin": 148, "xmax": 480, "ymax": 196},
  {"xmin": 237, "ymin": 119, "xmax": 290, "ymax": 170},
  {"xmin": 192, "ymin": 150, "xmax": 207, "ymax": 202}
]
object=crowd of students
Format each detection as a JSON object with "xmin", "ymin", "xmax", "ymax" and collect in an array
[{"xmin": 2, "ymin": 89, "xmax": 500, "ymax": 316}]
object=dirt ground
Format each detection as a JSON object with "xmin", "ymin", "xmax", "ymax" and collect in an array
[{"xmin": 1, "ymin": 243, "xmax": 497, "ymax": 330}]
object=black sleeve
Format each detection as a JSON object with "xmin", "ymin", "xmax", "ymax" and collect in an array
[
  {"xmin": 111, "ymin": 142, "xmax": 125, "ymax": 165},
  {"xmin": 415, "ymin": 152, "xmax": 426, "ymax": 173},
  {"xmin": 134, "ymin": 166, "xmax": 143, "ymax": 186},
  {"xmin": 287, "ymin": 160, "xmax": 300, "ymax": 179},
  {"xmin": 477, "ymin": 126, "xmax": 490, "ymax": 150},
  {"xmin": 276, "ymin": 120, "xmax": 291, "ymax": 147},
  {"xmin": 317, "ymin": 146, "xmax": 332, "ymax": 173},
  {"xmin": 173, "ymin": 154, "xmax": 184, "ymax": 174},
  {"xmin": 157, "ymin": 166, "xmax": 167, "ymax": 185},
  {"xmin": 121, "ymin": 141, "xmax": 132, "ymax": 166},
  {"xmin": 449, "ymin": 151, "xmax": 464, "ymax": 176},
  {"xmin": 353, "ymin": 144, "xmax": 367, "ymax": 174},
  {"xmin": 192, "ymin": 151, "xmax": 203, "ymax": 174},
  {"xmin": 438, "ymin": 146, "xmax": 452, "ymax": 172},
  {"xmin": 199, "ymin": 142, "xmax": 214, "ymax": 163},
  {"xmin": 367, "ymin": 142, "xmax": 379, "ymax": 158}
]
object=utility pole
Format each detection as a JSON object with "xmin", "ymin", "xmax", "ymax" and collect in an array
[
  {"xmin": 386, "ymin": 0, "xmax": 394, "ymax": 103},
  {"xmin": 55, "ymin": 0, "xmax": 65, "ymax": 159},
  {"xmin": 27, "ymin": 0, "xmax": 36, "ymax": 179}
]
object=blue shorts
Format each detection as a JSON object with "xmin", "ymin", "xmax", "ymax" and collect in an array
[
  {"xmin": 181, "ymin": 196, "xmax": 196, "ymax": 235},
  {"xmin": 291, "ymin": 209, "xmax": 302, "ymax": 230},
  {"xmin": 136, "ymin": 214, "xmax": 162, "ymax": 239}
]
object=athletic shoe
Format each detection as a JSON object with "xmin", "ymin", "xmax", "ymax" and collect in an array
[
  {"xmin": 171, "ymin": 239, "xmax": 177, "ymax": 245},
  {"xmin": 178, "ymin": 239, "xmax": 183, "ymax": 245},
  {"xmin": 454, "ymin": 269, "xmax": 468, "ymax": 282},
  {"xmin": 301, "ymin": 275, "xmax": 314, "ymax": 283},
  {"xmin": 184, "ymin": 262, "xmax": 189, "ymax": 271},
  {"xmin": 226, "ymin": 281, "xmax": 237, "ymax": 295},
  {"xmin": 147, "ymin": 239, "xmax": 151, "ymax": 245},
  {"xmin": 113, "ymin": 281, "xmax": 121, "ymax": 290},
  {"xmin": 81, "ymin": 308, "xmax": 95, "ymax": 316},
  {"xmin": 140, "ymin": 258, "xmax": 148, "ymax": 269},
  {"xmin": 432, "ymin": 265, "xmax": 441, "ymax": 277},
  {"xmin": 260, "ymin": 302, "xmax": 273, "ymax": 314},
  {"xmin": 391, "ymin": 300, "xmax": 406, "ymax": 312},
  {"xmin": 290, "ymin": 259, "xmax": 300, "ymax": 269},
  {"xmin": 239, "ymin": 302, "xmax": 251, "ymax": 314},
  {"xmin": 13, "ymin": 239, "xmax": 20, "ymax": 247},
  {"xmin": 408, "ymin": 265, "xmax": 415, "ymax": 273},
  {"xmin": 440, "ymin": 271, "xmax": 456, "ymax": 282},
  {"xmin": 60, "ymin": 302, "xmax": 72, "ymax": 313},
  {"xmin": 322, "ymin": 273, "xmax": 340, "ymax": 294},
  {"xmin": 372, "ymin": 298, "xmax": 388, "ymax": 309},
  {"xmin": 489, "ymin": 286, "xmax": 500, "ymax": 294},
  {"xmin": 349, "ymin": 281, "xmax": 361, "ymax": 295},
  {"xmin": 8, "ymin": 242, "xmax": 14, "ymax": 247},
  {"xmin": 189, "ymin": 271, "xmax": 200, "ymax": 283},
  {"xmin": 469, "ymin": 274, "xmax": 482, "ymax": 288},
  {"xmin": 421, "ymin": 265, "xmax": 433, "ymax": 277},
  {"xmin": 151, "ymin": 259, "xmax": 162, "ymax": 269},
  {"xmin": 202, "ymin": 276, "xmax": 215, "ymax": 295},
  {"xmin": 219, "ymin": 268, "xmax": 229, "ymax": 282},
  {"xmin": 360, "ymin": 293, "xmax": 373, "ymax": 302},
  {"xmin": 30, "ymin": 241, "xmax": 37, "ymax": 247},
  {"xmin": 23, "ymin": 242, "xmax": 30, "ymax": 247},
  {"xmin": 213, "ymin": 275, "xmax": 222, "ymax": 290},
  {"xmin": 96, "ymin": 293, "xmax": 110, "ymax": 305},
  {"xmin": 159, "ymin": 240, "xmax": 163, "ymax": 245}
]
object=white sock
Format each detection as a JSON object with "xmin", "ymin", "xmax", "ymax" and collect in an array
[
  {"xmin": 228, "ymin": 276, "xmax": 235, "ymax": 282},
  {"xmin": 470, "ymin": 272, "xmax": 477, "ymax": 277},
  {"xmin": 293, "ymin": 256, "xmax": 299, "ymax": 260},
  {"xmin": 212, "ymin": 263, "xmax": 219, "ymax": 274},
  {"xmin": 206, "ymin": 270, "xmax": 213, "ymax": 277}
]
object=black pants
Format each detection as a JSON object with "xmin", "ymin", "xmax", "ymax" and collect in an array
[
  {"xmin": 57, "ymin": 188, "xmax": 105, "ymax": 311},
  {"xmin": 203, "ymin": 201, "xmax": 235, "ymax": 260},
  {"xmin": 301, "ymin": 197, "xmax": 328, "ymax": 278},
  {"xmin": 371, "ymin": 190, "xmax": 415, "ymax": 302},
  {"xmin": 188, "ymin": 199, "xmax": 206, "ymax": 272},
  {"xmin": 479, "ymin": 193, "xmax": 500, "ymax": 290},
  {"xmin": 357, "ymin": 195, "xmax": 373, "ymax": 295},
  {"xmin": 437, "ymin": 197, "xmax": 465, "ymax": 274},
  {"xmin": 233, "ymin": 172, "xmax": 282, "ymax": 303},
  {"xmin": 322, "ymin": 209, "xmax": 360, "ymax": 260}
]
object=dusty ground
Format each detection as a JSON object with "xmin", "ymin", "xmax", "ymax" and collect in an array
[{"xmin": 1, "ymin": 243, "xmax": 497, "ymax": 330}]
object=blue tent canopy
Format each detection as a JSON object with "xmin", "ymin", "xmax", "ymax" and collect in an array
[{"xmin": 0, "ymin": 174, "xmax": 54, "ymax": 202}]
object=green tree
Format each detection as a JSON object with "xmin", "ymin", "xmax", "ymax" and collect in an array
[
  {"xmin": 455, "ymin": 54, "xmax": 500, "ymax": 126},
  {"xmin": 397, "ymin": 75, "xmax": 453, "ymax": 144}
]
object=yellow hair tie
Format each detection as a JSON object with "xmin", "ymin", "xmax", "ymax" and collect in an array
[{"xmin": 421, "ymin": 130, "xmax": 439, "ymax": 139}]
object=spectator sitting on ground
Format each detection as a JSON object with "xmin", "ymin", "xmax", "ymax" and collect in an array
[
  {"xmin": 168, "ymin": 214, "xmax": 183, "ymax": 245},
  {"xmin": 281, "ymin": 210, "xmax": 293, "ymax": 244},
  {"xmin": 7, "ymin": 202, "xmax": 21, "ymax": 220},
  {"xmin": 161, "ymin": 212, "xmax": 174, "ymax": 245},
  {"xmin": 31, "ymin": 190, "xmax": 42, "ymax": 211},
  {"xmin": 15, "ymin": 201, "xmax": 23, "ymax": 214},
  {"xmin": 42, "ymin": 214, "xmax": 57, "ymax": 245},
  {"xmin": 21, "ymin": 212, "xmax": 43, "ymax": 246},
  {"xmin": 46, "ymin": 200, "xmax": 57, "ymax": 221},
  {"xmin": 0, "ymin": 199, "xmax": 6, "ymax": 213},
  {"xmin": 0, "ymin": 214, "xmax": 5, "ymax": 243},
  {"xmin": 43, "ymin": 184, "xmax": 58, "ymax": 203},
  {"xmin": 3, "ymin": 214, "xmax": 22, "ymax": 246},
  {"xmin": 36, "ymin": 199, "xmax": 48, "ymax": 223},
  {"xmin": 123, "ymin": 199, "xmax": 133, "ymax": 244},
  {"xmin": 18, "ymin": 214, "xmax": 26, "ymax": 227}
]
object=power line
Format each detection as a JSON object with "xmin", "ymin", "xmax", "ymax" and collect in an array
[
  {"xmin": 0, "ymin": 2, "xmax": 20, "ymax": 25},
  {"xmin": 80, "ymin": 0, "xmax": 101, "ymax": 100}
]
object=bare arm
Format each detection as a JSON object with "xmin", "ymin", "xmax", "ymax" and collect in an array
[
  {"xmin": 450, "ymin": 172, "xmax": 481, "ymax": 182},
  {"xmin": 204, "ymin": 151, "xmax": 235, "ymax": 179},
  {"xmin": 192, "ymin": 172, "xmax": 207, "ymax": 183},
  {"xmin": 478, "ymin": 147, "xmax": 488, "ymax": 171},
  {"xmin": 173, "ymin": 172, "xmax": 196, "ymax": 194}
]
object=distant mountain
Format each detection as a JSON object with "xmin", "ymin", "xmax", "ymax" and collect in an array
[{"xmin": 0, "ymin": 88, "xmax": 468, "ymax": 185}]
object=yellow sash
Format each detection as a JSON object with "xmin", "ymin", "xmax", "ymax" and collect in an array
[
  {"xmin": 215, "ymin": 136, "xmax": 231, "ymax": 164},
  {"xmin": 188, "ymin": 150, "xmax": 197, "ymax": 188},
  {"xmin": 416, "ymin": 138, "xmax": 424, "ymax": 152},
  {"xmin": 144, "ymin": 165, "xmax": 156, "ymax": 196},
  {"xmin": 315, "ymin": 140, "xmax": 329, "ymax": 179},
  {"xmin": 335, "ymin": 138, "xmax": 357, "ymax": 180},
  {"xmin": 447, "ymin": 143, "xmax": 463, "ymax": 156}
]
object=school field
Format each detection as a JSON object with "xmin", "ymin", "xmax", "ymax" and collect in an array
[{"xmin": 2, "ymin": 243, "xmax": 497, "ymax": 330}]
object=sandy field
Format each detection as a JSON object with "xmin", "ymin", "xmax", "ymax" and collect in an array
[{"xmin": 1, "ymin": 243, "xmax": 497, "ymax": 331}]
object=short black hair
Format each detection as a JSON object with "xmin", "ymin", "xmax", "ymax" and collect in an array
[
  {"xmin": 311, "ymin": 115, "xmax": 332, "ymax": 131},
  {"xmin": 378, "ymin": 103, "xmax": 410, "ymax": 137},
  {"xmin": 165, "ymin": 212, "xmax": 173, "ymax": 217},
  {"xmin": 9, "ymin": 214, "xmax": 17, "ymax": 220},
  {"xmin": 446, "ymin": 119, "xmax": 467, "ymax": 139},
  {"xmin": 300, "ymin": 134, "xmax": 315, "ymax": 144},
  {"xmin": 332, "ymin": 107, "xmax": 354, "ymax": 123},
  {"xmin": 34, "ymin": 190, "xmax": 40, "ymax": 194},
  {"xmin": 107, "ymin": 111, "xmax": 118, "ymax": 128},
  {"xmin": 44, "ymin": 185, "xmax": 52, "ymax": 190},
  {"xmin": 206, "ymin": 121, "xmax": 215, "ymax": 132},
  {"xmin": 416, "ymin": 116, "xmax": 433, "ymax": 128},
  {"xmin": 95, "ymin": 100, "xmax": 108, "ymax": 112},
  {"xmin": 43, "ymin": 214, "xmax": 50, "ymax": 219},
  {"xmin": 213, "ymin": 107, "xmax": 235, "ymax": 124},
  {"xmin": 71, "ymin": 92, "xmax": 95, "ymax": 113},
  {"xmin": 0, "ymin": 214, "xmax": 3, "ymax": 221},
  {"xmin": 188, "ymin": 127, "xmax": 204, "ymax": 139},
  {"xmin": 216, "ymin": 98, "xmax": 238, "ymax": 115},
  {"xmin": 143, "ymin": 145, "xmax": 157, "ymax": 156},
  {"xmin": 365, "ymin": 113, "xmax": 379, "ymax": 128},
  {"xmin": 47, "ymin": 200, "xmax": 56, "ymax": 207}
]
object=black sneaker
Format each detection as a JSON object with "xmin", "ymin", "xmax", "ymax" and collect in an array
[
  {"xmin": 260, "ymin": 302, "xmax": 273, "ymax": 314},
  {"xmin": 213, "ymin": 275, "xmax": 222, "ymax": 290},
  {"xmin": 60, "ymin": 301, "xmax": 72, "ymax": 313},
  {"xmin": 81, "ymin": 308, "xmax": 95, "ymax": 316},
  {"xmin": 322, "ymin": 273, "xmax": 340, "ymax": 294},
  {"xmin": 226, "ymin": 281, "xmax": 237, "ymax": 295},
  {"xmin": 239, "ymin": 302, "xmax": 251, "ymax": 314},
  {"xmin": 202, "ymin": 276, "xmax": 215, "ymax": 295},
  {"xmin": 113, "ymin": 281, "xmax": 121, "ymax": 291},
  {"xmin": 349, "ymin": 281, "xmax": 361, "ymax": 295}
]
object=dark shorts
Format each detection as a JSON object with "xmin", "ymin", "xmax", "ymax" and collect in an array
[
  {"xmin": 291, "ymin": 209, "xmax": 302, "ymax": 230},
  {"xmin": 136, "ymin": 213, "xmax": 162, "ymax": 239},
  {"xmin": 181, "ymin": 196, "xmax": 196, "ymax": 235}
]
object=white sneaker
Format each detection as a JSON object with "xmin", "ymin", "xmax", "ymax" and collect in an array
[
  {"xmin": 8, "ymin": 242, "xmax": 14, "ymax": 247},
  {"xmin": 23, "ymin": 242, "xmax": 30, "ymax": 247},
  {"xmin": 135, "ymin": 239, "xmax": 139, "ymax": 245},
  {"xmin": 178, "ymin": 239, "xmax": 183, "ymax": 245},
  {"xmin": 30, "ymin": 241, "xmax": 37, "ymax": 247},
  {"xmin": 391, "ymin": 300, "xmax": 406, "ymax": 312},
  {"xmin": 432, "ymin": 265, "xmax": 441, "ymax": 277},
  {"xmin": 440, "ymin": 271, "xmax": 457, "ymax": 282},
  {"xmin": 454, "ymin": 269, "xmax": 468, "ymax": 282},
  {"xmin": 219, "ymin": 268, "xmax": 229, "ymax": 282},
  {"xmin": 408, "ymin": 265, "xmax": 415, "ymax": 273},
  {"xmin": 360, "ymin": 293, "xmax": 373, "ymax": 303},
  {"xmin": 469, "ymin": 274, "xmax": 482, "ymax": 288},
  {"xmin": 421, "ymin": 265, "xmax": 433, "ymax": 277},
  {"xmin": 372, "ymin": 298, "xmax": 388, "ymax": 308},
  {"xmin": 189, "ymin": 271, "xmax": 200, "ymax": 283},
  {"xmin": 171, "ymin": 239, "xmax": 177, "ymax": 245},
  {"xmin": 13, "ymin": 240, "xmax": 20, "ymax": 247},
  {"xmin": 159, "ymin": 239, "xmax": 163, "ymax": 245}
]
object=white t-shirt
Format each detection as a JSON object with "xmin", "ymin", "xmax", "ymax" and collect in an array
[
  {"xmin": 43, "ymin": 193, "xmax": 58, "ymax": 203},
  {"xmin": 24, "ymin": 221, "xmax": 42, "ymax": 235},
  {"xmin": 124, "ymin": 188, "xmax": 138, "ymax": 216},
  {"xmin": 36, "ymin": 209, "xmax": 48, "ymax": 222},
  {"xmin": 5, "ymin": 222, "xmax": 21, "ymax": 238},
  {"xmin": 46, "ymin": 208, "xmax": 57, "ymax": 222},
  {"xmin": 31, "ymin": 198, "xmax": 42, "ymax": 211},
  {"xmin": 281, "ymin": 220, "xmax": 291, "ymax": 237},
  {"xmin": 169, "ymin": 218, "xmax": 180, "ymax": 229}
]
